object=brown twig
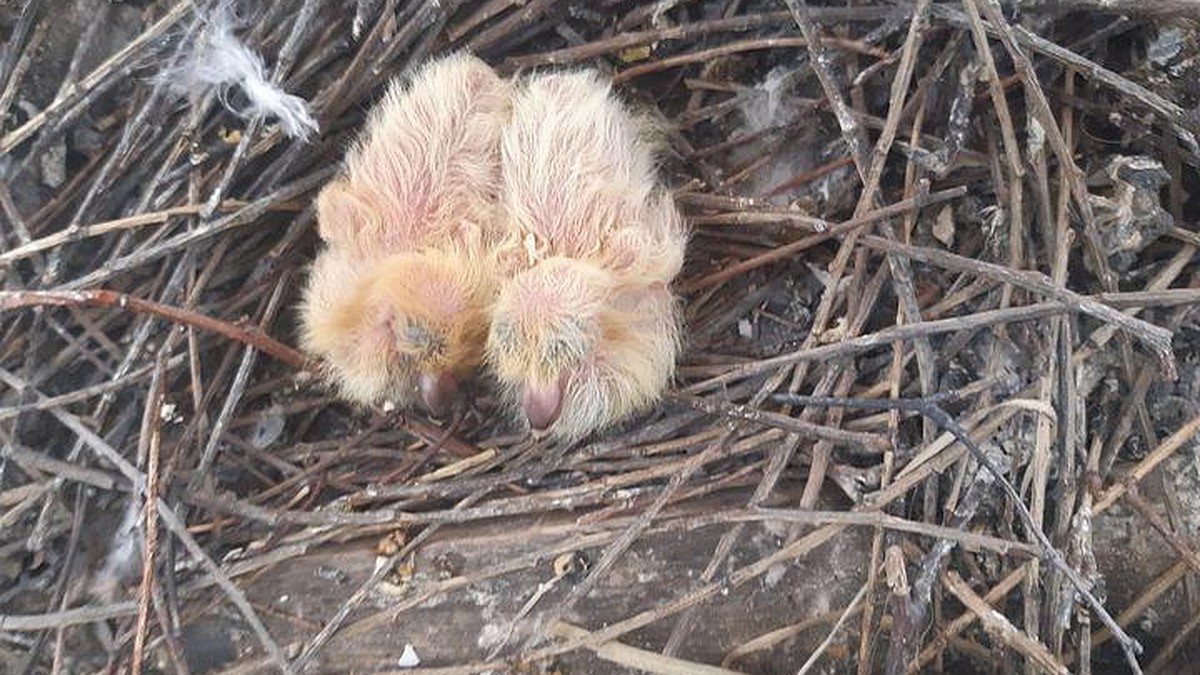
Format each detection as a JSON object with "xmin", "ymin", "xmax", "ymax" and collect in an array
[
  {"xmin": 681, "ymin": 186, "xmax": 967, "ymax": 292},
  {"xmin": 856, "ymin": 235, "xmax": 1177, "ymax": 377},
  {"xmin": 0, "ymin": 367, "xmax": 295, "ymax": 675},
  {"xmin": 0, "ymin": 289, "xmax": 308, "ymax": 368},
  {"xmin": 942, "ymin": 571, "xmax": 1070, "ymax": 674}
]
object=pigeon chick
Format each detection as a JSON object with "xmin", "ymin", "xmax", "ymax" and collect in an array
[
  {"xmin": 486, "ymin": 70, "xmax": 687, "ymax": 440},
  {"xmin": 300, "ymin": 53, "xmax": 510, "ymax": 415}
]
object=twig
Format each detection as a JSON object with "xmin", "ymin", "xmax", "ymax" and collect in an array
[
  {"xmin": 521, "ymin": 434, "xmax": 733, "ymax": 653},
  {"xmin": 549, "ymin": 621, "xmax": 747, "ymax": 675},
  {"xmin": 0, "ymin": 367, "xmax": 296, "ymax": 675},
  {"xmin": 614, "ymin": 37, "xmax": 811, "ymax": 85},
  {"xmin": 942, "ymin": 571, "xmax": 1070, "ymax": 674},
  {"xmin": 505, "ymin": 7, "xmax": 905, "ymax": 69},
  {"xmin": 973, "ymin": 0, "xmax": 1118, "ymax": 294},
  {"xmin": 908, "ymin": 564, "xmax": 1031, "ymax": 672},
  {"xmin": 1093, "ymin": 411, "xmax": 1200, "ymax": 512},
  {"xmin": 685, "ymin": 302, "xmax": 1067, "ymax": 393},
  {"xmin": 797, "ymin": 582, "xmax": 870, "ymax": 675},
  {"xmin": 681, "ymin": 186, "xmax": 967, "ymax": 291},
  {"xmin": 769, "ymin": 393, "xmax": 1144, "ymax": 672},
  {"xmin": 783, "ymin": 0, "xmax": 870, "ymax": 172},
  {"xmin": 722, "ymin": 607, "xmax": 857, "ymax": 667},
  {"xmin": 0, "ymin": 200, "xmax": 271, "ymax": 265},
  {"xmin": 0, "ymin": 289, "xmax": 308, "ymax": 368},
  {"xmin": 191, "ymin": 277, "xmax": 293, "ymax": 487},
  {"xmin": 1121, "ymin": 486, "xmax": 1200, "ymax": 575},
  {"xmin": 735, "ymin": 509, "xmax": 1037, "ymax": 557},
  {"xmin": 856, "ymin": 235, "xmax": 1176, "ymax": 377},
  {"xmin": 131, "ymin": 355, "xmax": 167, "ymax": 675},
  {"xmin": 467, "ymin": 0, "xmax": 560, "ymax": 53},
  {"xmin": 56, "ymin": 167, "xmax": 334, "ymax": 290},
  {"xmin": 927, "ymin": 2, "xmax": 1199, "ymax": 155},
  {"xmin": 672, "ymin": 393, "xmax": 890, "ymax": 451},
  {"xmin": 0, "ymin": 1, "xmax": 193, "ymax": 155},
  {"xmin": 0, "ymin": 602, "xmax": 139, "ymax": 631}
]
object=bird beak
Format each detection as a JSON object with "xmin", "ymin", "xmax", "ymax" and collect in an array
[
  {"xmin": 522, "ymin": 376, "xmax": 566, "ymax": 432},
  {"xmin": 418, "ymin": 371, "xmax": 458, "ymax": 418}
]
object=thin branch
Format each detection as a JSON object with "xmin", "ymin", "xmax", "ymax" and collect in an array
[{"xmin": 0, "ymin": 289, "xmax": 308, "ymax": 368}]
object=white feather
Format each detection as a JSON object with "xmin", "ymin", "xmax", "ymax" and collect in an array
[{"xmin": 161, "ymin": 3, "xmax": 318, "ymax": 140}]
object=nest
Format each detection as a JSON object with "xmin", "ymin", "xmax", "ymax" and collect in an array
[{"xmin": 3, "ymin": 1, "xmax": 1200, "ymax": 673}]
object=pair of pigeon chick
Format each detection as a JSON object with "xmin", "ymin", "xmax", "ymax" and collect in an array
[{"xmin": 299, "ymin": 54, "xmax": 687, "ymax": 441}]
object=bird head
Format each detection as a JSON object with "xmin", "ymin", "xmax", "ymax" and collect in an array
[
  {"xmin": 486, "ymin": 257, "xmax": 619, "ymax": 433},
  {"xmin": 367, "ymin": 250, "xmax": 496, "ymax": 416}
]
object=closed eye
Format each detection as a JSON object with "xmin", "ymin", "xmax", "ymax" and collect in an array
[
  {"xmin": 541, "ymin": 336, "xmax": 575, "ymax": 362},
  {"xmin": 397, "ymin": 320, "xmax": 442, "ymax": 355},
  {"xmin": 541, "ymin": 320, "xmax": 588, "ymax": 363},
  {"xmin": 491, "ymin": 320, "xmax": 518, "ymax": 354}
]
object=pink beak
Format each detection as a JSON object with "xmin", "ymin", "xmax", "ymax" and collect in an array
[
  {"xmin": 419, "ymin": 371, "xmax": 458, "ymax": 418},
  {"xmin": 522, "ymin": 377, "xmax": 566, "ymax": 431}
]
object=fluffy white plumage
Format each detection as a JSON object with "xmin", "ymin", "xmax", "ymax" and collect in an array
[
  {"xmin": 486, "ymin": 70, "xmax": 687, "ymax": 440},
  {"xmin": 299, "ymin": 53, "xmax": 510, "ymax": 414},
  {"xmin": 161, "ymin": 2, "xmax": 318, "ymax": 140}
]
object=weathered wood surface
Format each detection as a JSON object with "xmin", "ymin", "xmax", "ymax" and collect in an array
[{"xmin": 224, "ymin": 486, "xmax": 870, "ymax": 674}]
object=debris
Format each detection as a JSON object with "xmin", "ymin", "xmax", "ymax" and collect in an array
[
  {"xmin": 157, "ymin": 1, "xmax": 318, "ymax": 140},
  {"xmin": 397, "ymin": 644, "xmax": 420, "ymax": 668},
  {"xmin": 1087, "ymin": 155, "xmax": 1173, "ymax": 273}
]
